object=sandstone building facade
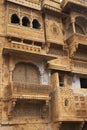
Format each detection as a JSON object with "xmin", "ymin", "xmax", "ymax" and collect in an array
[{"xmin": 0, "ymin": 0, "xmax": 87, "ymax": 130}]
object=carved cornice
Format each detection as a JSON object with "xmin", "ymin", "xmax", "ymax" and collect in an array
[
  {"xmin": 7, "ymin": 0, "xmax": 41, "ymax": 10},
  {"xmin": 42, "ymin": 0, "xmax": 61, "ymax": 13}
]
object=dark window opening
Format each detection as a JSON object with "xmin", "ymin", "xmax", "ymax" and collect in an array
[
  {"xmin": 22, "ymin": 17, "xmax": 30, "ymax": 27},
  {"xmin": 75, "ymin": 24, "xmax": 85, "ymax": 35},
  {"xmin": 80, "ymin": 78, "xmax": 87, "ymax": 88},
  {"xmin": 59, "ymin": 74, "xmax": 64, "ymax": 87},
  {"xmin": 65, "ymin": 99, "xmax": 68, "ymax": 107},
  {"xmin": 32, "ymin": 19, "xmax": 40, "ymax": 29},
  {"xmin": 11, "ymin": 14, "xmax": 20, "ymax": 24}
]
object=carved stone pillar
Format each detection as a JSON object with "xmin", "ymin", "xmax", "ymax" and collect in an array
[
  {"xmin": 2, "ymin": 101, "xmax": 8, "ymax": 124},
  {"xmin": 0, "ymin": 53, "xmax": 3, "ymax": 98},
  {"xmin": 71, "ymin": 17, "xmax": 76, "ymax": 33},
  {"xmin": 51, "ymin": 72, "xmax": 59, "ymax": 90}
]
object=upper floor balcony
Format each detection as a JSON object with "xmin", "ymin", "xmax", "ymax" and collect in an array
[
  {"xmin": 67, "ymin": 33, "xmax": 87, "ymax": 57},
  {"xmin": 11, "ymin": 82, "xmax": 51, "ymax": 101},
  {"xmin": 64, "ymin": 16, "xmax": 87, "ymax": 57},
  {"xmin": 61, "ymin": 0, "xmax": 87, "ymax": 12},
  {"xmin": 42, "ymin": 0, "xmax": 61, "ymax": 13},
  {"xmin": 7, "ymin": 0, "xmax": 41, "ymax": 10}
]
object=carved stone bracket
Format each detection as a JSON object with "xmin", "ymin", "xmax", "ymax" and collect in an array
[
  {"xmin": 69, "ymin": 42, "xmax": 78, "ymax": 57},
  {"xmin": 8, "ymin": 99, "xmax": 17, "ymax": 118}
]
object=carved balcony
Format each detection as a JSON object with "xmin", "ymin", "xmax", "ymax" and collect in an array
[
  {"xmin": 66, "ymin": 33, "xmax": 87, "ymax": 57},
  {"xmin": 6, "ymin": 24, "xmax": 45, "ymax": 43},
  {"xmin": 53, "ymin": 87, "xmax": 87, "ymax": 122},
  {"xmin": 61, "ymin": 0, "xmax": 87, "ymax": 12},
  {"xmin": 42, "ymin": 0, "xmax": 61, "ymax": 13},
  {"xmin": 3, "ymin": 41, "xmax": 42, "ymax": 55},
  {"xmin": 7, "ymin": 0, "xmax": 41, "ymax": 10},
  {"xmin": 11, "ymin": 82, "xmax": 51, "ymax": 101}
]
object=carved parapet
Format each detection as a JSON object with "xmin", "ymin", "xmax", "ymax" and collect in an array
[
  {"xmin": 3, "ymin": 41, "xmax": 42, "ymax": 55},
  {"xmin": 11, "ymin": 82, "xmax": 51, "ymax": 101},
  {"xmin": 71, "ymin": 60, "xmax": 87, "ymax": 75}
]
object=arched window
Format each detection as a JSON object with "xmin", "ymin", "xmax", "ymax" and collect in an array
[
  {"xmin": 11, "ymin": 14, "xmax": 20, "ymax": 24},
  {"xmin": 22, "ymin": 16, "xmax": 30, "ymax": 27},
  {"xmin": 32, "ymin": 19, "xmax": 40, "ymax": 29},
  {"xmin": 13, "ymin": 62, "xmax": 40, "ymax": 84}
]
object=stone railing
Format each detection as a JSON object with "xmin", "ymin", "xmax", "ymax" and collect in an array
[
  {"xmin": 4, "ymin": 41, "xmax": 41, "ymax": 55},
  {"xmin": 6, "ymin": 24, "xmax": 45, "ymax": 43},
  {"xmin": 42, "ymin": 0, "xmax": 61, "ymax": 12},
  {"xmin": 11, "ymin": 82, "xmax": 51, "ymax": 100},
  {"xmin": 71, "ymin": 60, "xmax": 87, "ymax": 75}
]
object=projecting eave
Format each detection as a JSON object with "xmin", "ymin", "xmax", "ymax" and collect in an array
[
  {"xmin": 61, "ymin": 0, "xmax": 87, "ymax": 14},
  {"xmin": 7, "ymin": 0, "xmax": 41, "ymax": 11},
  {"xmin": 47, "ymin": 58, "xmax": 70, "ymax": 72}
]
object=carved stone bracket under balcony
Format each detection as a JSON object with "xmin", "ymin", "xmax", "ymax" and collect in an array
[{"xmin": 66, "ymin": 33, "xmax": 87, "ymax": 57}]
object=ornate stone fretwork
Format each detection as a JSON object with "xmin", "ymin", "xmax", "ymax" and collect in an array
[
  {"xmin": 58, "ymin": 87, "xmax": 75, "ymax": 118},
  {"xmin": 11, "ymin": 82, "xmax": 51, "ymax": 100},
  {"xmin": 1, "ymin": 0, "xmax": 87, "ymax": 129},
  {"xmin": 73, "ymin": 92, "xmax": 87, "ymax": 117},
  {"xmin": 45, "ymin": 15, "xmax": 64, "ymax": 45}
]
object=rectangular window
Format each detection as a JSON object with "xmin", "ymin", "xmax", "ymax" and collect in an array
[{"xmin": 80, "ymin": 78, "xmax": 87, "ymax": 88}]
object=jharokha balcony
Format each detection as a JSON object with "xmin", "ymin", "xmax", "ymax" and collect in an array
[
  {"xmin": 11, "ymin": 82, "xmax": 51, "ymax": 101},
  {"xmin": 67, "ymin": 33, "xmax": 87, "ymax": 57}
]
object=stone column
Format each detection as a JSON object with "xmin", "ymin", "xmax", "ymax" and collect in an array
[{"xmin": 71, "ymin": 17, "xmax": 76, "ymax": 33}]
